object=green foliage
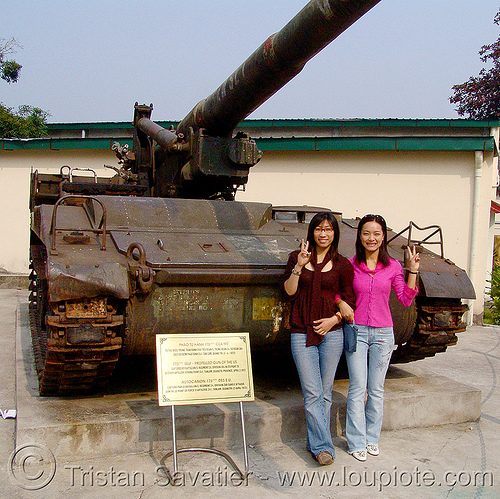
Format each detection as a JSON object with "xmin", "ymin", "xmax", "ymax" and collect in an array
[
  {"xmin": 486, "ymin": 265, "xmax": 500, "ymax": 325},
  {"xmin": 0, "ymin": 103, "xmax": 49, "ymax": 138},
  {"xmin": 450, "ymin": 10, "xmax": 500, "ymax": 119},
  {"xmin": 0, "ymin": 37, "xmax": 49, "ymax": 137},
  {"xmin": 0, "ymin": 37, "xmax": 22, "ymax": 83},
  {"xmin": 1, "ymin": 60, "xmax": 22, "ymax": 83}
]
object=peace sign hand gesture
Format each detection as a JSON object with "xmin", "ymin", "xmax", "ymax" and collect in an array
[
  {"xmin": 407, "ymin": 245, "xmax": 420, "ymax": 273},
  {"xmin": 297, "ymin": 239, "xmax": 311, "ymax": 268}
]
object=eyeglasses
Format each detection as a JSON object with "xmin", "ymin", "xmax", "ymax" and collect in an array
[{"xmin": 314, "ymin": 227, "xmax": 334, "ymax": 234}]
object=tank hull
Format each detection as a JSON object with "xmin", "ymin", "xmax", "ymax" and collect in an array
[{"xmin": 29, "ymin": 192, "xmax": 473, "ymax": 394}]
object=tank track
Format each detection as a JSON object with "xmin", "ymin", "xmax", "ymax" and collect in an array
[
  {"xmin": 29, "ymin": 245, "xmax": 49, "ymax": 380},
  {"xmin": 29, "ymin": 245, "xmax": 123, "ymax": 396},
  {"xmin": 391, "ymin": 298, "xmax": 468, "ymax": 363}
]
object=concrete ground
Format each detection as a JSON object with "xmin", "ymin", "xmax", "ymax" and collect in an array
[{"xmin": 0, "ymin": 287, "xmax": 499, "ymax": 498}]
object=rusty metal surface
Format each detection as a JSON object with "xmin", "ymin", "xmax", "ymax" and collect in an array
[
  {"xmin": 385, "ymin": 228, "xmax": 476, "ymax": 299},
  {"xmin": 391, "ymin": 299, "xmax": 468, "ymax": 363},
  {"xmin": 46, "ymin": 260, "xmax": 130, "ymax": 301},
  {"xmin": 29, "ymin": 248, "xmax": 124, "ymax": 395},
  {"xmin": 136, "ymin": 116, "xmax": 179, "ymax": 151},
  {"xmin": 42, "ymin": 295, "xmax": 123, "ymax": 394},
  {"xmin": 418, "ymin": 270, "xmax": 475, "ymax": 299},
  {"xmin": 111, "ymin": 231, "xmax": 294, "ymax": 270},
  {"xmin": 97, "ymin": 196, "xmax": 275, "ymax": 231},
  {"xmin": 65, "ymin": 297, "xmax": 107, "ymax": 319},
  {"xmin": 49, "ymin": 195, "xmax": 107, "ymax": 253},
  {"xmin": 121, "ymin": 285, "xmax": 283, "ymax": 356}
]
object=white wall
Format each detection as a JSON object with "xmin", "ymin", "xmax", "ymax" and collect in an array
[
  {"xmin": 236, "ymin": 149, "xmax": 474, "ymax": 270},
  {"xmin": 0, "ymin": 149, "xmax": 115, "ymax": 273}
]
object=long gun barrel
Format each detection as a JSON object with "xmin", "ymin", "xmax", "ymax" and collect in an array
[
  {"xmin": 177, "ymin": 0, "xmax": 382, "ymax": 137},
  {"xmin": 129, "ymin": 0, "xmax": 382, "ymax": 199}
]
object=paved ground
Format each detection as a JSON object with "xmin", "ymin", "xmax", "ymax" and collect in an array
[{"xmin": 1, "ymin": 288, "xmax": 499, "ymax": 498}]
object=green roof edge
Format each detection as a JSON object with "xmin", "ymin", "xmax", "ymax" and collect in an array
[
  {"xmin": 44, "ymin": 117, "xmax": 500, "ymax": 131},
  {"xmin": 3, "ymin": 135, "xmax": 495, "ymax": 152}
]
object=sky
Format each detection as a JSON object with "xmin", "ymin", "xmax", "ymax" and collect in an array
[{"xmin": 1, "ymin": 0, "xmax": 498, "ymax": 124}]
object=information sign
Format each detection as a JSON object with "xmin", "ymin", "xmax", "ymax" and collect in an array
[{"xmin": 156, "ymin": 333, "xmax": 254, "ymax": 406}]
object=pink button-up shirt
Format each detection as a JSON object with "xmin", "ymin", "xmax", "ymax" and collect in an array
[{"xmin": 350, "ymin": 257, "xmax": 418, "ymax": 328}]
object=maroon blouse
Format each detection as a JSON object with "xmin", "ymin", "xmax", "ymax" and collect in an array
[{"xmin": 282, "ymin": 250, "xmax": 356, "ymax": 343}]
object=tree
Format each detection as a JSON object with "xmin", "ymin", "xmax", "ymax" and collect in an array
[
  {"xmin": 1, "ymin": 37, "xmax": 49, "ymax": 138},
  {"xmin": 0, "ymin": 104, "xmax": 49, "ymax": 138},
  {"xmin": 449, "ymin": 10, "xmax": 500, "ymax": 120},
  {"xmin": 0, "ymin": 37, "xmax": 22, "ymax": 83}
]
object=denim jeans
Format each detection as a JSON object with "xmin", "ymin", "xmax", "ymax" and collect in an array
[
  {"xmin": 345, "ymin": 326, "xmax": 394, "ymax": 452},
  {"xmin": 291, "ymin": 329, "xmax": 344, "ymax": 458}
]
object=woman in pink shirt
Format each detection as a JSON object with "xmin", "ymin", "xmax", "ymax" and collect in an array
[{"xmin": 337, "ymin": 214, "xmax": 420, "ymax": 462}]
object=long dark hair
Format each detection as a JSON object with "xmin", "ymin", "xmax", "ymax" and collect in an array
[
  {"xmin": 306, "ymin": 212, "xmax": 340, "ymax": 262},
  {"xmin": 355, "ymin": 214, "xmax": 390, "ymax": 266}
]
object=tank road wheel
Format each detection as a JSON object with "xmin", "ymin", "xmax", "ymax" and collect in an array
[
  {"xmin": 391, "ymin": 297, "xmax": 468, "ymax": 363},
  {"xmin": 29, "ymin": 246, "xmax": 124, "ymax": 395}
]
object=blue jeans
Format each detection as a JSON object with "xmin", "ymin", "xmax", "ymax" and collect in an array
[
  {"xmin": 291, "ymin": 329, "xmax": 344, "ymax": 458},
  {"xmin": 345, "ymin": 326, "xmax": 394, "ymax": 452}
]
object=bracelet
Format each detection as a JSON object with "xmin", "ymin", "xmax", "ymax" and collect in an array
[
  {"xmin": 291, "ymin": 267, "xmax": 302, "ymax": 276},
  {"xmin": 408, "ymin": 270, "xmax": 418, "ymax": 275}
]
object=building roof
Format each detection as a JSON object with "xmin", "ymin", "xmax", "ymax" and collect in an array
[{"xmin": 2, "ymin": 118, "xmax": 499, "ymax": 153}]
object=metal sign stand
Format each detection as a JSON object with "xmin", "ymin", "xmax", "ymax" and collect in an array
[
  {"xmin": 160, "ymin": 401, "xmax": 250, "ymax": 484},
  {"xmin": 156, "ymin": 333, "xmax": 254, "ymax": 484}
]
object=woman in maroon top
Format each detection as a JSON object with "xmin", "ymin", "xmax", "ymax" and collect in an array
[{"xmin": 282, "ymin": 212, "xmax": 355, "ymax": 465}]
